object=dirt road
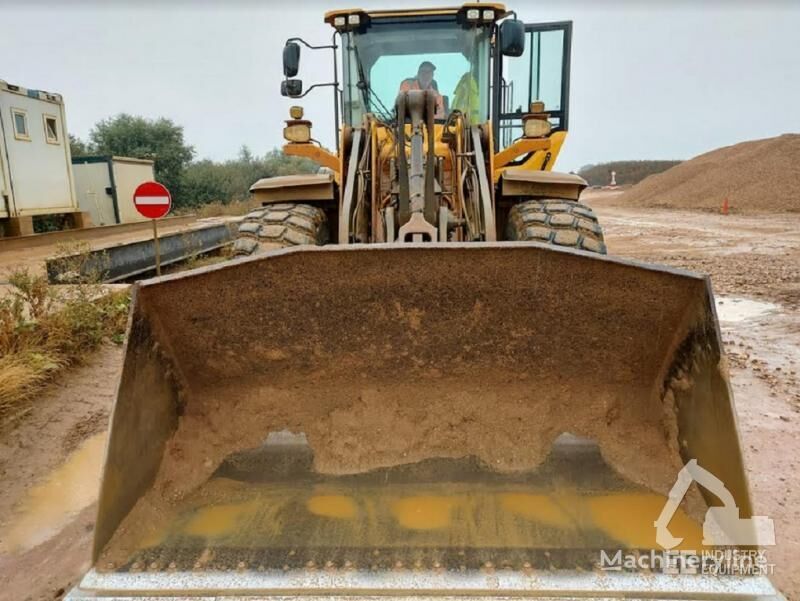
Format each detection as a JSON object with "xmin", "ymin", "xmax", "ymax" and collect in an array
[{"xmin": 0, "ymin": 200, "xmax": 798, "ymax": 600}]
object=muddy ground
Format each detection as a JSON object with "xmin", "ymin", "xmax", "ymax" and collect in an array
[
  {"xmin": 1, "ymin": 196, "xmax": 798, "ymax": 600},
  {"xmin": 0, "ymin": 346, "xmax": 123, "ymax": 601}
]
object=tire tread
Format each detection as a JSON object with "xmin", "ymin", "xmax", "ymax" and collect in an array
[
  {"xmin": 506, "ymin": 199, "xmax": 607, "ymax": 254},
  {"xmin": 234, "ymin": 203, "xmax": 328, "ymax": 255}
]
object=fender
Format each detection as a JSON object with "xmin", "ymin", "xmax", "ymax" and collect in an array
[
  {"xmin": 500, "ymin": 168, "xmax": 587, "ymax": 201},
  {"xmin": 249, "ymin": 173, "xmax": 336, "ymax": 205}
]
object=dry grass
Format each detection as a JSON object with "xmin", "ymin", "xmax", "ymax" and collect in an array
[
  {"xmin": 187, "ymin": 198, "xmax": 259, "ymax": 218},
  {"xmin": 0, "ymin": 250, "xmax": 130, "ymax": 425},
  {"xmin": 0, "ymin": 353, "xmax": 63, "ymax": 416},
  {"xmin": 181, "ymin": 252, "xmax": 231, "ymax": 270}
]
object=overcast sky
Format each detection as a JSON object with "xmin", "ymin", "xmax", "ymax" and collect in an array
[{"xmin": 2, "ymin": 0, "xmax": 798, "ymax": 172}]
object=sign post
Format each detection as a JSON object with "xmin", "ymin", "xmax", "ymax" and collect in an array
[
  {"xmin": 133, "ymin": 182, "xmax": 172, "ymax": 276},
  {"xmin": 152, "ymin": 219, "xmax": 162, "ymax": 275}
]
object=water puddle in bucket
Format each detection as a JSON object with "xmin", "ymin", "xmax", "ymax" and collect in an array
[
  {"xmin": 715, "ymin": 296, "xmax": 778, "ymax": 323},
  {"xmin": 1, "ymin": 432, "xmax": 106, "ymax": 554},
  {"xmin": 101, "ymin": 435, "xmax": 706, "ymax": 571}
]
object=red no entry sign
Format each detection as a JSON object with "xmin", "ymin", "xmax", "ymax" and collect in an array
[{"xmin": 133, "ymin": 181, "xmax": 172, "ymax": 219}]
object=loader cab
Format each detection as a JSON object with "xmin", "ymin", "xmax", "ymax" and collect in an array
[
  {"xmin": 282, "ymin": 4, "xmax": 572, "ymax": 154},
  {"xmin": 332, "ymin": 8, "xmax": 494, "ymax": 126}
]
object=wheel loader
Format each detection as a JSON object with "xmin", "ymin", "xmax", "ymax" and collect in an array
[{"xmin": 67, "ymin": 3, "xmax": 782, "ymax": 599}]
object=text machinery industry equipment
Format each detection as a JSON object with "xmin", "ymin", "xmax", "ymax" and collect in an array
[{"xmin": 67, "ymin": 4, "xmax": 782, "ymax": 600}]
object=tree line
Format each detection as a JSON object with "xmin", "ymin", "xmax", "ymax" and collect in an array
[
  {"xmin": 70, "ymin": 114, "xmax": 318, "ymax": 208},
  {"xmin": 577, "ymin": 160, "xmax": 681, "ymax": 187}
]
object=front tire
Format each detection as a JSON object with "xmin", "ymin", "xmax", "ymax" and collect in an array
[
  {"xmin": 233, "ymin": 203, "xmax": 329, "ymax": 256},
  {"xmin": 505, "ymin": 199, "xmax": 607, "ymax": 254}
]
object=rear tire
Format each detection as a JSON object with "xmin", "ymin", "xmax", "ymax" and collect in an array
[
  {"xmin": 233, "ymin": 203, "xmax": 329, "ymax": 256},
  {"xmin": 505, "ymin": 199, "xmax": 607, "ymax": 254}
]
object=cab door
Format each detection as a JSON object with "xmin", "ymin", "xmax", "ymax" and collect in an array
[{"xmin": 494, "ymin": 21, "xmax": 572, "ymax": 150}]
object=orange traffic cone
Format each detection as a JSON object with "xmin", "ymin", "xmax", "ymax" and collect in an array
[{"xmin": 721, "ymin": 198, "xmax": 729, "ymax": 215}]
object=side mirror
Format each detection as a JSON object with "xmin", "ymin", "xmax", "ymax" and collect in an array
[
  {"xmin": 281, "ymin": 79, "xmax": 303, "ymax": 97},
  {"xmin": 283, "ymin": 42, "xmax": 301, "ymax": 77},
  {"xmin": 500, "ymin": 20, "xmax": 525, "ymax": 57}
]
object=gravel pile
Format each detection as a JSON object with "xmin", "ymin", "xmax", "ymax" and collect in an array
[{"xmin": 620, "ymin": 134, "xmax": 800, "ymax": 212}]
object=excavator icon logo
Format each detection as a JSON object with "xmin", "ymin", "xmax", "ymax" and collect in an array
[{"xmin": 654, "ymin": 459, "xmax": 776, "ymax": 549}]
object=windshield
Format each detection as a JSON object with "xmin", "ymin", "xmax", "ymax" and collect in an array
[{"xmin": 342, "ymin": 19, "xmax": 492, "ymax": 124}]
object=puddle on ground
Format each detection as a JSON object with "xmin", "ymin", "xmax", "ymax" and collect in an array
[
  {"xmin": 715, "ymin": 296, "xmax": 778, "ymax": 323},
  {"xmin": 1, "ymin": 432, "xmax": 106, "ymax": 554}
]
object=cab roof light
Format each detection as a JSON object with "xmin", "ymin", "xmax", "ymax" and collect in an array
[{"xmin": 327, "ymin": 10, "xmax": 370, "ymax": 32}]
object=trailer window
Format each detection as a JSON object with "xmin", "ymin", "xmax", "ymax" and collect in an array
[
  {"xmin": 44, "ymin": 115, "xmax": 60, "ymax": 144},
  {"xmin": 11, "ymin": 109, "xmax": 30, "ymax": 141}
]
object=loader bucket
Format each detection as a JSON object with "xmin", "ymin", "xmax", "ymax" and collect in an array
[{"xmin": 86, "ymin": 242, "xmax": 759, "ymax": 597}]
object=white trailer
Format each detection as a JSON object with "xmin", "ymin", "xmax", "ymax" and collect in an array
[
  {"xmin": 0, "ymin": 79, "xmax": 89, "ymax": 236},
  {"xmin": 72, "ymin": 156, "xmax": 156, "ymax": 226}
]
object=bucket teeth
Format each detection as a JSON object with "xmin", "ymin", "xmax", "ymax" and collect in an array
[
  {"xmin": 522, "ymin": 561, "xmax": 533, "ymax": 574},
  {"xmin": 115, "ymin": 546, "xmax": 602, "ymax": 575}
]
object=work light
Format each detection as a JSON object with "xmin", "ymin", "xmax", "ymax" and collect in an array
[{"xmin": 283, "ymin": 123, "xmax": 311, "ymax": 143}]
